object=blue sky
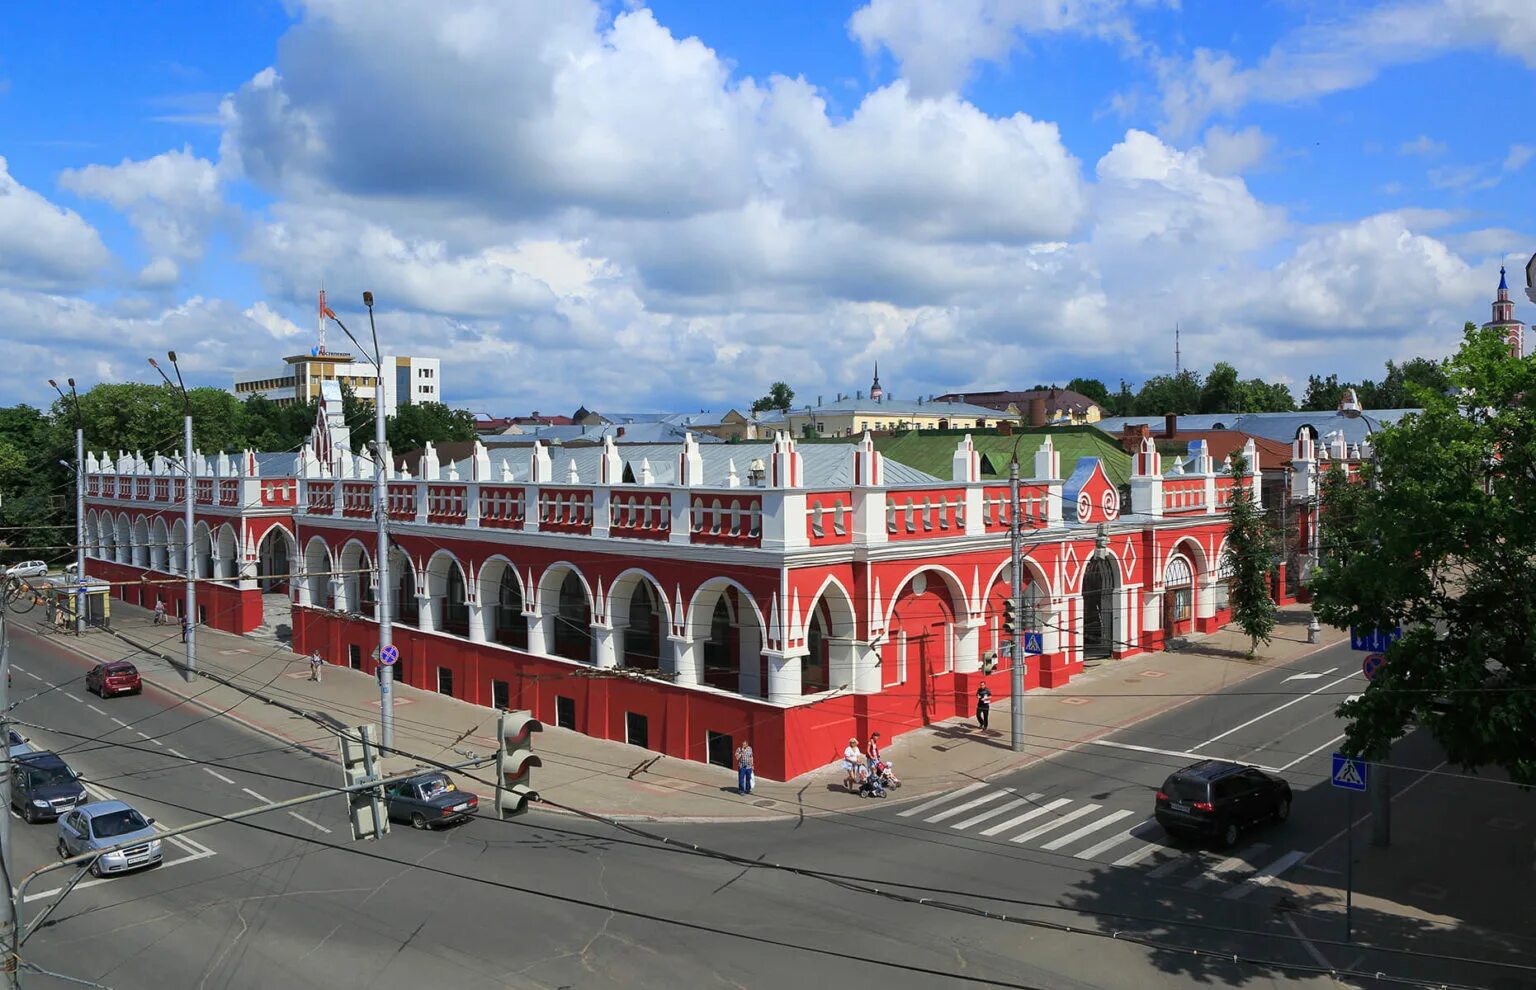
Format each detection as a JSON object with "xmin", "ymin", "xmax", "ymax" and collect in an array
[{"xmin": 0, "ymin": 0, "xmax": 1531, "ymax": 414}]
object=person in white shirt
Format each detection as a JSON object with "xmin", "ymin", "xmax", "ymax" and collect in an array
[{"xmin": 842, "ymin": 738, "xmax": 864, "ymax": 791}]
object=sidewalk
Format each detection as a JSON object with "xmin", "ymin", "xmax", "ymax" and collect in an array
[{"xmin": 46, "ymin": 602, "xmax": 1342, "ymax": 824}]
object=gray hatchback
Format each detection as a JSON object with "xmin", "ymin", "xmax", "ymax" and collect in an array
[{"xmin": 56, "ymin": 801, "xmax": 163, "ymax": 877}]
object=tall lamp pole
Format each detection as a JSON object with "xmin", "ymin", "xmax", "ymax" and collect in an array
[
  {"xmin": 1008, "ymin": 455, "xmax": 1025, "ymax": 753},
  {"xmin": 1340, "ymin": 397, "xmax": 1389, "ymax": 847},
  {"xmin": 150, "ymin": 353, "xmax": 196, "ymax": 680},
  {"xmin": 325, "ymin": 293, "xmax": 394, "ymax": 751},
  {"xmin": 48, "ymin": 378, "xmax": 85, "ymax": 634}
]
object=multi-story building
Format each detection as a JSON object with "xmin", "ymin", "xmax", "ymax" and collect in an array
[
  {"xmin": 78, "ymin": 389, "xmax": 1252, "ymax": 780},
  {"xmin": 233, "ymin": 352, "xmax": 440, "ymax": 418},
  {"xmin": 785, "ymin": 368, "xmax": 1021, "ymax": 438}
]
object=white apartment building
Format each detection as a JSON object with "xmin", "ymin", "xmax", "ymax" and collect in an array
[{"xmin": 233, "ymin": 352, "xmax": 440, "ymax": 418}]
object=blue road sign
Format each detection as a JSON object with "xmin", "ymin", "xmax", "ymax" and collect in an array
[
  {"xmin": 379, "ymin": 644, "xmax": 400, "ymax": 666},
  {"xmin": 1349, "ymin": 625, "xmax": 1402, "ymax": 652},
  {"xmin": 1361, "ymin": 652, "xmax": 1386, "ymax": 681},
  {"xmin": 1022, "ymin": 631, "xmax": 1044, "ymax": 655},
  {"xmin": 1331, "ymin": 753, "xmax": 1368, "ymax": 792}
]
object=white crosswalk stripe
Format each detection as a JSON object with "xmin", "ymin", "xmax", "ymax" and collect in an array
[
  {"xmin": 1072, "ymin": 817, "xmax": 1154, "ymax": 860},
  {"xmin": 925, "ymin": 789, "xmax": 1012, "ymax": 824},
  {"xmin": 1148, "ymin": 852, "xmax": 1200, "ymax": 879},
  {"xmin": 952, "ymin": 794, "xmax": 1041, "ymax": 830},
  {"xmin": 1183, "ymin": 845, "xmax": 1268, "ymax": 890},
  {"xmin": 979, "ymin": 798, "xmax": 1071, "ymax": 837},
  {"xmin": 898, "ymin": 782, "xmax": 988, "ymax": 818},
  {"xmin": 1042, "ymin": 809, "xmax": 1136, "ymax": 851},
  {"xmin": 1010, "ymin": 804, "xmax": 1101, "ymax": 844},
  {"xmin": 1224, "ymin": 850, "xmax": 1305, "ymax": 900},
  {"xmin": 1111, "ymin": 842, "xmax": 1167, "ymax": 868}
]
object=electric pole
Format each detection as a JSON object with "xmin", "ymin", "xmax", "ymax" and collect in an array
[
  {"xmin": 1, "ymin": 597, "xmax": 17, "ymax": 987},
  {"xmin": 325, "ymin": 294, "xmax": 394, "ymax": 750},
  {"xmin": 150, "ymin": 354, "xmax": 197, "ymax": 680},
  {"xmin": 47, "ymin": 379, "xmax": 86, "ymax": 635},
  {"xmin": 1008, "ymin": 455, "xmax": 1025, "ymax": 753}
]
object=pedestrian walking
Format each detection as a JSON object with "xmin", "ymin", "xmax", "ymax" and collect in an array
[
  {"xmin": 842, "ymin": 737, "xmax": 864, "ymax": 791},
  {"xmin": 734, "ymin": 740, "xmax": 755, "ymax": 795},
  {"xmin": 152, "ymin": 600, "xmax": 166, "ymax": 626},
  {"xmin": 308, "ymin": 650, "xmax": 324, "ymax": 682},
  {"xmin": 179, "ymin": 615, "xmax": 189, "ymax": 643},
  {"xmin": 975, "ymin": 680, "xmax": 992, "ymax": 731}
]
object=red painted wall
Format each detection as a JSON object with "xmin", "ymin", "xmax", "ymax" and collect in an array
[{"xmin": 86, "ymin": 558, "xmax": 264, "ymax": 634}]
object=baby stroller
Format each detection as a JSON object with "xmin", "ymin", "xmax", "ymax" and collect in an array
[{"xmin": 857, "ymin": 762, "xmax": 887, "ymax": 799}]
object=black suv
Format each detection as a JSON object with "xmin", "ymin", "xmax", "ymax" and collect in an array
[
  {"xmin": 1154, "ymin": 760, "xmax": 1291, "ymax": 847},
  {"xmin": 11, "ymin": 752, "xmax": 88, "ymax": 824}
]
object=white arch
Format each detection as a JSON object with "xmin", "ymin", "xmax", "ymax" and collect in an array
[
  {"xmin": 150, "ymin": 516, "xmax": 169, "ymax": 572},
  {"xmin": 1164, "ymin": 535, "xmax": 1209, "ymax": 580},
  {"xmin": 168, "ymin": 518, "xmax": 187, "ymax": 574},
  {"xmin": 607, "ymin": 567, "xmax": 670, "ymax": 625},
  {"xmin": 882, "ymin": 563, "xmax": 969, "ymax": 632},
  {"xmin": 536, "ymin": 561, "xmax": 593, "ymax": 614},
  {"xmin": 425, "ymin": 549, "xmax": 469, "ymax": 632},
  {"xmin": 91, "ymin": 511, "xmax": 108, "ymax": 560},
  {"xmin": 256, "ymin": 523, "xmax": 296, "ymax": 592},
  {"xmin": 686, "ymin": 577, "xmax": 769, "ymax": 640},
  {"xmin": 477, "ymin": 554, "xmax": 527, "ymax": 645},
  {"xmin": 983, "ymin": 554, "xmax": 1054, "ymax": 602},
  {"xmin": 131, "ymin": 515, "xmax": 150, "ymax": 568},
  {"xmin": 338, "ymin": 539, "xmax": 373, "ymax": 612},
  {"xmin": 303, "ymin": 536, "xmax": 332, "ymax": 608},
  {"xmin": 1163, "ymin": 552, "xmax": 1195, "ymax": 587},
  {"xmin": 538, "ymin": 561, "xmax": 594, "ymax": 663},
  {"xmin": 216, "ymin": 523, "xmax": 239, "ymax": 580},
  {"xmin": 83, "ymin": 511, "xmax": 98, "ymax": 558},
  {"xmin": 114, "ymin": 515, "xmax": 131, "ymax": 564},
  {"xmin": 804, "ymin": 574, "xmax": 857, "ymax": 638},
  {"xmin": 193, "ymin": 521, "xmax": 213, "ymax": 578}
]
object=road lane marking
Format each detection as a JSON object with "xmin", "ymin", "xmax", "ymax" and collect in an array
[
  {"xmin": 1183, "ymin": 845, "xmax": 1269, "ymax": 890},
  {"xmin": 288, "ymin": 812, "xmax": 333, "ymax": 834},
  {"xmin": 1074, "ymin": 817, "xmax": 1155, "ymax": 860},
  {"xmin": 20, "ymin": 669, "xmax": 42, "ymax": 681},
  {"xmin": 1042, "ymin": 809, "xmax": 1136, "ymax": 851},
  {"xmin": 952, "ymin": 794, "xmax": 1041, "ymax": 830},
  {"xmin": 110, "ymin": 717, "xmax": 128, "ymax": 726},
  {"xmin": 1010, "ymin": 804, "xmax": 1101, "ymax": 844},
  {"xmin": 924, "ymin": 789, "xmax": 1012, "ymax": 824},
  {"xmin": 241, "ymin": 787, "xmax": 272, "ymax": 803},
  {"xmin": 1194, "ymin": 671, "xmax": 1360, "ymax": 750},
  {"xmin": 979, "ymin": 798, "xmax": 1071, "ymax": 837},
  {"xmin": 1225, "ymin": 850, "xmax": 1306, "ymax": 899},
  {"xmin": 86, "ymin": 703, "xmax": 107, "ymax": 715},
  {"xmin": 897, "ymin": 781, "xmax": 988, "ymax": 818},
  {"xmin": 65, "ymin": 694, "xmax": 83, "ymax": 703},
  {"xmin": 1111, "ymin": 842, "xmax": 1167, "ymax": 868},
  {"xmin": 167, "ymin": 748, "xmax": 188, "ymax": 760},
  {"xmin": 1274, "ymin": 732, "xmax": 1347, "ymax": 773},
  {"xmin": 1086, "ymin": 739, "xmax": 1280, "ymax": 773},
  {"xmin": 23, "ymin": 850, "xmax": 216, "ymax": 904},
  {"xmin": 1283, "ymin": 666, "xmax": 1338, "ymax": 682},
  {"xmin": 203, "ymin": 768, "xmax": 236, "ymax": 785}
]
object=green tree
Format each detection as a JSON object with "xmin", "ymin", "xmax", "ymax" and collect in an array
[
  {"xmin": 386, "ymin": 401, "xmax": 477, "ymax": 453},
  {"xmin": 1134, "ymin": 369, "xmax": 1203, "ymax": 416},
  {"xmin": 1309, "ymin": 324, "xmax": 1536, "ymax": 783},
  {"xmin": 1199, "ymin": 362, "xmax": 1243, "ymax": 414},
  {"xmin": 1108, "ymin": 379, "xmax": 1136, "ymax": 417},
  {"xmin": 751, "ymin": 381, "xmax": 796, "ymax": 415},
  {"xmin": 1301, "ymin": 373, "xmax": 1349, "ymax": 411},
  {"xmin": 1222, "ymin": 452, "xmax": 1277, "ymax": 656},
  {"xmin": 1064, "ymin": 377, "xmax": 1111, "ymax": 409},
  {"xmin": 1238, "ymin": 378, "xmax": 1296, "ymax": 412}
]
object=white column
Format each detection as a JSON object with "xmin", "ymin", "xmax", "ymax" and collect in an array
[
  {"xmin": 669, "ymin": 636, "xmax": 699, "ymax": 686},
  {"xmin": 851, "ymin": 641, "xmax": 882, "ymax": 694},
  {"xmin": 766, "ymin": 650, "xmax": 804, "ymax": 703},
  {"xmin": 826, "ymin": 637, "xmax": 857, "ymax": 691},
  {"xmin": 527, "ymin": 612, "xmax": 551, "ymax": 656},
  {"xmin": 592, "ymin": 623, "xmax": 617, "ymax": 668},
  {"xmin": 738, "ymin": 626, "xmax": 763, "ymax": 698},
  {"xmin": 953, "ymin": 618, "xmax": 983, "ymax": 673},
  {"xmin": 1196, "ymin": 575, "xmax": 1219, "ymax": 622},
  {"xmin": 415, "ymin": 592, "xmax": 436, "ymax": 632},
  {"xmin": 1143, "ymin": 590, "xmax": 1163, "ymax": 635},
  {"xmin": 466, "ymin": 601, "xmax": 486, "ymax": 643}
]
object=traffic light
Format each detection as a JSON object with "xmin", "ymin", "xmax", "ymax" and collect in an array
[
  {"xmin": 981, "ymin": 652, "xmax": 997, "ymax": 676},
  {"xmin": 338, "ymin": 724, "xmax": 389, "ymax": 841},
  {"xmin": 496, "ymin": 710, "xmax": 543, "ymax": 819},
  {"xmin": 1002, "ymin": 600, "xmax": 1018, "ymax": 636}
]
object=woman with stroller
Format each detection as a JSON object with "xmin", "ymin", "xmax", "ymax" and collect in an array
[
  {"xmin": 842, "ymin": 737, "xmax": 864, "ymax": 791},
  {"xmin": 867, "ymin": 732, "xmax": 899, "ymax": 788}
]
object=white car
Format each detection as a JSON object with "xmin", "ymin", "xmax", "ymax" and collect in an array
[{"xmin": 5, "ymin": 561, "xmax": 48, "ymax": 580}]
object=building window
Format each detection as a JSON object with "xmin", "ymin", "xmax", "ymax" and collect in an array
[
  {"xmin": 555, "ymin": 695, "xmax": 576, "ymax": 730},
  {"xmin": 436, "ymin": 666, "xmax": 454, "ymax": 696},
  {"xmin": 491, "ymin": 679, "xmax": 510, "ymax": 711},
  {"xmin": 706, "ymin": 731, "xmax": 733, "ymax": 769},
  {"xmin": 625, "ymin": 712, "xmax": 650, "ymax": 749},
  {"xmin": 348, "ymin": 644, "xmax": 362, "ymax": 670}
]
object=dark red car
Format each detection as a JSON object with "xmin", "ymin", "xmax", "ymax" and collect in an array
[{"xmin": 86, "ymin": 662, "xmax": 142, "ymax": 698}]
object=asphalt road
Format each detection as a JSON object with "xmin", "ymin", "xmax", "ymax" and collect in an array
[{"xmin": 5, "ymin": 627, "xmax": 1522, "ymax": 990}]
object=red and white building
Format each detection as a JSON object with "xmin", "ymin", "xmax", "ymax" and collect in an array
[{"xmin": 81, "ymin": 392, "xmax": 1255, "ymax": 780}]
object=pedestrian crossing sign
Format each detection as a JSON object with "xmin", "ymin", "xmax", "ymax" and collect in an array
[
  {"xmin": 1022, "ymin": 632, "xmax": 1044, "ymax": 655},
  {"xmin": 1331, "ymin": 753, "xmax": 1368, "ymax": 791}
]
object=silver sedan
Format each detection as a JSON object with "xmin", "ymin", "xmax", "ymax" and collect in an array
[{"xmin": 56, "ymin": 801, "xmax": 163, "ymax": 877}]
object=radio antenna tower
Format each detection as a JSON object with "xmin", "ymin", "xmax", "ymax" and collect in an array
[
  {"xmin": 1175, "ymin": 322, "xmax": 1181, "ymax": 375},
  {"xmin": 317, "ymin": 285, "xmax": 328, "ymax": 355}
]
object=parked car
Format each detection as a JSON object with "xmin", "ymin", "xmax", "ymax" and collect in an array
[
  {"xmin": 4, "ymin": 560, "xmax": 47, "ymax": 580},
  {"xmin": 1154, "ymin": 760, "xmax": 1292, "ymax": 847},
  {"xmin": 12, "ymin": 752, "xmax": 88, "ymax": 824},
  {"xmin": 7, "ymin": 729, "xmax": 34, "ymax": 759},
  {"xmin": 384, "ymin": 771, "xmax": 479, "ymax": 829},
  {"xmin": 56, "ymin": 801, "xmax": 162, "ymax": 877},
  {"xmin": 86, "ymin": 661, "xmax": 142, "ymax": 697}
]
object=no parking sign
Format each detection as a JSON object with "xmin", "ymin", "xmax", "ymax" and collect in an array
[{"xmin": 1361, "ymin": 652, "xmax": 1386, "ymax": 681}]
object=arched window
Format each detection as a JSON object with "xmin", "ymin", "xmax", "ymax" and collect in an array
[
  {"xmin": 442, "ymin": 565, "xmax": 469, "ymax": 635},
  {"xmin": 495, "ymin": 570, "xmax": 527, "ymax": 649},
  {"xmin": 803, "ymin": 606, "xmax": 830, "ymax": 694},
  {"xmin": 553, "ymin": 572, "xmax": 591, "ymax": 661},
  {"xmin": 623, "ymin": 583, "xmax": 662, "ymax": 670},
  {"xmin": 395, "ymin": 562, "xmax": 418, "ymax": 626}
]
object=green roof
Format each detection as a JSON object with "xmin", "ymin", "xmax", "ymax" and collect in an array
[{"xmin": 836, "ymin": 427, "xmax": 1133, "ymax": 487}]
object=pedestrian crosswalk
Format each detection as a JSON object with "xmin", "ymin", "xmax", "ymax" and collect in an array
[{"xmin": 890, "ymin": 782, "xmax": 1307, "ymax": 897}]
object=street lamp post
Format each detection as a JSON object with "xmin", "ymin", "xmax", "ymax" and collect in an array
[
  {"xmin": 48, "ymin": 378, "xmax": 86, "ymax": 634},
  {"xmin": 325, "ymin": 293, "xmax": 394, "ymax": 751},
  {"xmin": 149, "ymin": 353, "xmax": 196, "ymax": 680},
  {"xmin": 1008, "ymin": 456, "xmax": 1025, "ymax": 753},
  {"xmin": 1340, "ymin": 398, "xmax": 1389, "ymax": 848}
]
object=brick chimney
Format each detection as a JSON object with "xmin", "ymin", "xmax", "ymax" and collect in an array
[
  {"xmin": 1164, "ymin": 413, "xmax": 1177, "ymax": 438},
  {"xmin": 1029, "ymin": 397, "xmax": 1047, "ymax": 427},
  {"xmin": 616, "ymin": 426, "xmax": 626, "ymax": 438}
]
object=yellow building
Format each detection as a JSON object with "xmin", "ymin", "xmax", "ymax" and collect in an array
[
  {"xmin": 233, "ymin": 352, "xmax": 440, "ymax": 417},
  {"xmin": 782, "ymin": 368, "xmax": 1021, "ymax": 437}
]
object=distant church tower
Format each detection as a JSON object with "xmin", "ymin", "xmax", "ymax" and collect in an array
[
  {"xmin": 869, "ymin": 361, "xmax": 884, "ymax": 401},
  {"xmin": 1484, "ymin": 266, "xmax": 1526, "ymax": 358}
]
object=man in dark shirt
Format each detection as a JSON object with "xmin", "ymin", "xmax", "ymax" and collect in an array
[{"xmin": 975, "ymin": 681, "xmax": 992, "ymax": 730}]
